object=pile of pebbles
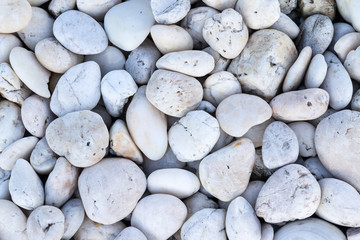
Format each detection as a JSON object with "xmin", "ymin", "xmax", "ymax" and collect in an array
[{"xmin": 1, "ymin": 0, "xmax": 360, "ymax": 239}]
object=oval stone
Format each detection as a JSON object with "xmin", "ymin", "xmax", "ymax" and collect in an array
[
  {"xmin": 61, "ymin": 198, "xmax": 85, "ymax": 240},
  {"xmin": 0, "ymin": 0, "xmax": 32, "ymax": 33}
]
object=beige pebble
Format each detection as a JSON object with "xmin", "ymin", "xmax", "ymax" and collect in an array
[
  {"xmin": 0, "ymin": 0, "xmax": 32, "ymax": 33},
  {"xmin": 334, "ymin": 32, "xmax": 360, "ymax": 62}
]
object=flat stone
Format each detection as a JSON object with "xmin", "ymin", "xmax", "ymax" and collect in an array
[
  {"xmin": 78, "ymin": 158, "xmax": 146, "ymax": 224},
  {"xmin": 104, "ymin": 0, "xmax": 154, "ymax": 51},
  {"xmin": 45, "ymin": 110, "xmax": 109, "ymax": 168},
  {"xmin": 0, "ymin": 0, "xmax": 32, "ymax": 33},
  {"xmin": 199, "ymin": 138, "xmax": 255, "ymax": 202},
  {"xmin": 255, "ymin": 164, "xmax": 321, "ymax": 223},
  {"xmin": 53, "ymin": 10, "xmax": 108, "ymax": 54},
  {"xmin": 50, "ymin": 61, "xmax": 101, "ymax": 117},
  {"xmin": 216, "ymin": 93, "xmax": 272, "ymax": 137}
]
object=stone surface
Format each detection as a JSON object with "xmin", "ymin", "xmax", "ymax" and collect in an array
[
  {"xmin": 255, "ymin": 164, "xmax": 321, "ymax": 223},
  {"xmin": 0, "ymin": 0, "xmax": 32, "ymax": 33},
  {"xmin": 289, "ymin": 122, "xmax": 316, "ymax": 157},
  {"xmin": 146, "ymin": 69, "xmax": 203, "ymax": 118},
  {"xmin": 336, "ymin": 0, "xmax": 360, "ymax": 31},
  {"xmin": 30, "ymin": 137, "xmax": 57, "ymax": 174},
  {"xmin": 0, "ymin": 33, "xmax": 23, "ymax": 63},
  {"xmin": 304, "ymin": 157, "xmax": 333, "ymax": 180},
  {"xmin": 199, "ymin": 138, "xmax": 255, "ymax": 202},
  {"xmin": 304, "ymin": 54, "xmax": 327, "ymax": 88},
  {"xmin": 114, "ymin": 227, "xmax": 148, "ymax": 240},
  {"xmin": 242, "ymin": 118, "xmax": 274, "ymax": 148},
  {"xmin": 203, "ymin": 8, "xmax": 248, "ymax": 59},
  {"xmin": 131, "ymin": 194, "xmax": 187, "ymax": 240},
  {"xmin": 279, "ymin": 0, "xmax": 297, "ymax": 14},
  {"xmin": 345, "ymin": 46, "xmax": 360, "ymax": 82},
  {"xmin": 9, "ymin": 159, "xmax": 44, "ymax": 210},
  {"xmin": 270, "ymin": 88, "xmax": 329, "ymax": 121},
  {"xmin": 262, "ymin": 121, "xmax": 299, "ymax": 169},
  {"xmin": 74, "ymin": 217, "xmax": 125, "ymax": 240},
  {"xmin": 76, "ymin": 0, "xmax": 121, "ymax": 21},
  {"xmin": 269, "ymin": 12, "xmax": 300, "ymax": 39},
  {"xmin": 240, "ymin": 181, "xmax": 265, "ymax": 209},
  {"xmin": 9, "ymin": 47, "xmax": 51, "ymax": 98},
  {"xmin": 216, "ymin": 93, "xmax": 272, "ymax": 137},
  {"xmin": 151, "ymin": 0, "xmax": 190, "ymax": 24},
  {"xmin": 53, "ymin": 10, "xmax": 108, "ymax": 54},
  {"xmin": 61, "ymin": 198, "xmax": 85, "ymax": 240},
  {"xmin": 0, "ymin": 199, "xmax": 28, "ymax": 240},
  {"xmin": 334, "ymin": 32, "xmax": 360, "ymax": 62},
  {"xmin": 126, "ymin": 86, "xmax": 168, "ymax": 160},
  {"xmin": 78, "ymin": 158, "xmax": 146, "ymax": 224},
  {"xmin": 328, "ymin": 22, "xmax": 355, "ymax": 52},
  {"xmin": 228, "ymin": 29, "xmax": 297, "ymax": 100},
  {"xmin": 299, "ymin": 0, "xmax": 336, "ymax": 20},
  {"xmin": 202, "ymin": 0, "xmax": 237, "ymax": 10},
  {"xmin": 45, "ymin": 110, "xmax": 109, "ymax": 168},
  {"xmin": 104, "ymin": 0, "xmax": 155, "ymax": 51},
  {"xmin": 169, "ymin": 110, "xmax": 220, "ymax": 162},
  {"xmin": 50, "ymin": 61, "xmax": 101, "ymax": 117}
]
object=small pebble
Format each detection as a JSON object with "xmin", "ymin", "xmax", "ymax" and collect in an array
[
  {"xmin": 61, "ymin": 198, "xmax": 85, "ymax": 240},
  {"xmin": 269, "ymin": 12, "xmax": 300, "ymax": 39},
  {"xmin": 328, "ymin": 22, "xmax": 355, "ymax": 52},
  {"xmin": 114, "ymin": 227, "xmax": 148, "ymax": 240},
  {"xmin": 202, "ymin": 0, "xmax": 237, "ymax": 10},
  {"xmin": 48, "ymin": 0, "xmax": 76, "ymax": 17},
  {"xmin": 30, "ymin": 137, "xmax": 57, "ymax": 174},
  {"xmin": 184, "ymin": 192, "xmax": 218, "ymax": 219},
  {"xmin": 242, "ymin": 118, "xmax": 275, "ymax": 148},
  {"xmin": 304, "ymin": 54, "xmax": 328, "ymax": 88},
  {"xmin": 278, "ymin": 0, "xmax": 297, "ymax": 14},
  {"xmin": 336, "ymin": 0, "xmax": 360, "ymax": 31},
  {"xmin": 344, "ymin": 46, "xmax": 360, "ymax": 82},
  {"xmin": 240, "ymin": 181, "xmax": 265, "ymax": 209},
  {"xmin": 202, "ymin": 46, "xmax": 231, "ymax": 74},
  {"xmin": 151, "ymin": 0, "xmax": 190, "ymax": 24},
  {"xmin": 289, "ymin": 121, "xmax": 316, "ymax": 157}
]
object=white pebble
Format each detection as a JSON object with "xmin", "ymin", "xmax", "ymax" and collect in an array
[
  {"xmin": 76, "ymin": 0, "xmax": 121, "ymax": 21},
  {"xmin": 30, "ymin": 137, "xmax": 57, "ymax": 174},
  {"xmin": 0, "ymin": 0, "xmax": 32, "ymax": 33},
  {"xmin": 269, "ymin": 12, "xmax": 300, "ymax": 39},
  {"xmin": 0, "ymin": 33, "xmax": 23, "ymax": 63},
  {"xmin": 344, "ymin": 46, "xmax": 360, "ymax": 82},
  {"xmin": 202, "ymin": 0, "xmax": 237, "ymax": 10},
  {"xmin": 151, "ymin": 0, "xmax": 190, "ymax": 24},
  {"xmin": 203, "ymin": 46, "xmax": 231, "ymax": 74},
  {"xmin": 74, "ymin": 217, "xmax": 125, "ymax": 240},
  {"xmin": 289, "ymin": 122, "xmax": 316, "ymax": 158},
  {"xmin": 114, "ymin": 227, "xmax": 148, "ymax": 240},
  {"xmin": 334, "ymin": 32, "xmax": 360, "ymax": 62},
  {"xmin": 304, "ymin": 157, "xmax": 333, "ymax": 180},
  {"xmin": 0, "ymin": 200, "xmax": 28, "ymax": 240},
  {"xmin": 241, "ymin": 181, "xmax": 265, "ymax": 209},
  {"xmin": 304, "ymin": 54, "xmax": 328, "ymax": 88},
  {"xmin": 61, "ymin": 198, "xmax": 85, "ymax": 240},
  {"xmin": 336, "ymin": 0, "xmax": 360, "ymax": 31}
]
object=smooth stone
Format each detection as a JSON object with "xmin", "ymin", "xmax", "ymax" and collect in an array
[
  {"xmin": 0, "ymin": 63, "xmax": 31, "ymax": 105},
  {"xmin": 242, "ymin": 118, "xmax": 275, "ymax": 148},
  {"xmin": 131, "ymin": 194, "xmax": 187, "ymax": 240},
  {"xmin": 228, "ymin": 29, "xmax": 297, "ymax": 100},
  {"xmin": 146, "ymin": 69, "xmax": 203, "ymax": 117},
  {"xmin": 352, "ymin": 89, "xmax": 360, "ymax": 111},
  {"xmin": 0, "ymin": 200, "xmax": 28, "ymax": 240},
  {"xmin": 203, "ymin": 71, "xmax": 241, "ymax": 106},
  {"xmin": 169, "ymin": 110, "xmax": 220, "ymax": 162},
  {"xmin": 283, "ymin": 46, "xmax": 312, "ymax": 92},
  {"xmin": 345, "ymin": 46, "xmax": 360, "ymax": 82},
  {"xmin": 0, "ymin": 33, "xmax": 22, "ymax": 62},
  {"xmin": 45, "ymin": 157, "xmax": 79, "ymax": 207},
  {"xmin": 336, "ymin": 0, "xmax": 360, "ymax": 31},
  {"xmin": 53, "ymin": 10, "xmax": 108, "ymax": 54},
  {"xmin": 181, "ymin": 208, "xmax": 226, "ymax": 240},
  {"xmin": 320, "ymin": 51, "xmax": 352, "ymax": 110},
  {"xmin": 104, "ymin": 0, "xmax": 155, "ymax": 51},
  {"xmin": 101, "ymin": 70, "xmax": 137, "ymax": 117},
  {"xmin": 184, "ymin": 192, "xmax": 218, "ymax": 219},
  {"xmin": 21, "ymin": 94, "xmax": 55, "ymax": 137},
  {"xmin": 297, "ymin": 14, "xmax": 334, "ymax": 56},
  {"xmin": 304, "ymin": 54, "xmax": 327, "ymax": 88},
  {"xmin": 50, "ymin": 61, "xmax": 101, "ymax": 117},
  {"xmin": 235, "ymin": 0, "xmax": 280, "ymax": 29},
  {"xmin": 109, "ymin": 119, "xmax": 143, "ymax": 164},
  {"xmin": 147, "ymin": 168, "xmax": 200, "ymax": 198},
  {"xmin": 27, "ymin": 205, "xmax": 64, "ymax": 240},
  {"xmin": 211, "ymin": 128, "xmax": 233, "ymax": 152},
  {"xmin": 0, "ymin": 0, "xmax": 32, "ymax": 33},
  {"xmin": 202, "ymin": 0, "xmax": 237, "ymax": 10},
  {"xmin": 125, "ymin": 39, "xmax": 161, "ymax": 85},
  {"xmin": 203, "ymin": 8, "xmax": 248, "ymax": 59},
  {"xmin": 328, "ymin": 22, "xmax": 355, "ymax": 52},
  {"xmin": 299, "ymin": 0, "xmax": 336, "ymax": 19},
  {"xmin": 0, "ymin": 100, "xmax": 25, "ymax": 152},
  {"xmin": 226, "ymin": 197, "xmax": 261, "ymax": 240},
  {"xmin": 315, "ymin": 110, "xmax": 360, "ymax": 191},
  {"xmin": 45, "ymin": 110, "xmax": 109, "ymax": 168},
  {"xmin": 85, "ymin": 46, "xmax": 125, "ymax": 77},
  {"xmin": 181, "ymin": 7, "xmax": 219, "ymax": 47},
  {"xmin": 76, "ymin": 0, "xmax": 121, "ymax": 21},
  {"xmin": 30, "ymin": 137, "xmax": 57, "ymax": 174},
  {"xmin": 142, "ymin": 146, "xmax": 185, "ymax": 176},
  {"xmin": 151, "ymin": 24, "xmax": 193, "ymax": 54},
  {"xmin": 334, "ymin": 32, "xmax": 360, "ymax": 62},
  {"xmin": 216, "ymin": 93, "xmax": 272, "ymax": 137},
  {"xmin": 262, "ymin": 121, "xmax": 299, "ymax": 169},
  {"xmin": 255, "ymin": 164, "xmax": 321, "ymax": 223},
  {"xmin": 274, "ymin": 218, "xmax": 346, "ymax": 240},
  {"xmin": 203, "ymin": 47, "xmax": 231, "ymax": 74},
  {"xmin": 261, "ymin": 223, "xmax": 274, "ymax": 240},
  {"xmin": 270, "ymin": 88, "xmax": 329, "ymax": 121},
  {"xmin": 279, "ymin": 0, "xmax": 297, "ymax": 14},
  {"xmin": 114, "ymin": 227, "xmax": 147, "ymax": 240},
  {"xmin": 61, "ymin": 198, "xmax": 85, "ymax": 240},
  {"xmin": 199, "ymin": 138, "xmax": 255, "ymax": 202},
  {"xmin": 74, "ymin": 217, "xmax": 125, "ymax": 240},
  {"xmin": 241, "ymin": 181, "xmax": 265, "ymax": 209},
  {"xmin": 316, "ymin": 178, "xmax": 360, "ymax": 227},
  {"xmin": 17, "ymin": 7, "xmax": 54, "ymax": 50},
  {"xmin": 151, "ymin": 0, "xmax": 190, "ymax": 24},
  {"xmin": 48, "ymin": 0, "xmax": 76, "ymax": 17},
  {"xmin": 269, "ymin": 12, "xmax": 300, "ymax": 39},
  {"xmin": 35, "ymin": 37, "xmax": 83, "ymax": 73},
  {"xmin": 156, "ymin": 50, "xmax": 214, "ymax": 77},
  {"xmin": 304, "ymin": 157, "xmax": 333, "ymax": 180},
  {"xmin": 289, "ymin": 122, "xmax": 316, "ymax": 157},
  {"xmin": 0, "ymin": 136, "xmax": 38, "ymax": 170},
  {"xmin": 347, "ymin": 228, "xmax": 360, "ymax": 240},
  {"xmin": 78, "ymin": 158, "xmax": 146, "ymax": 224},
  {"xmin": 126, "ymin": 86, "xmax": 168, "ymax": 160},
  {"xmin": 9, "ymin": 47, "xmax": 50, "ymax": 98},
  {"xmin": 9, "ymin": 159, "xmax": 44, "ymax": 210},
  {"xmin": 0, "ymin": 168, "xmax": 10, "ymax": 199}
]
